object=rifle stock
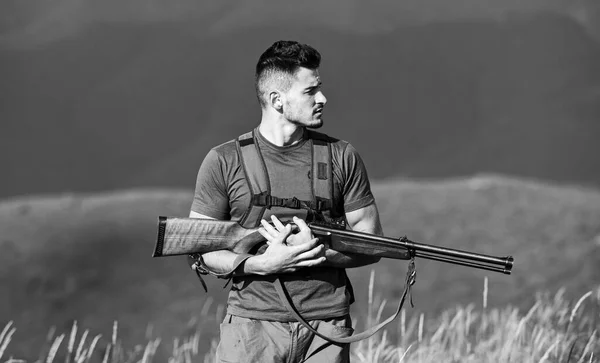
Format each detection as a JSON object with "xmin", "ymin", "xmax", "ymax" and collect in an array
[
  {"xmin": 153, "ymin": 216, "xmax": 513, "ymax": 275},
  {"xmin": 153, "ymin": 216, "xmax": 266, "ymax": 257}
]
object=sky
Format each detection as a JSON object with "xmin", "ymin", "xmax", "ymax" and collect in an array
[{"xmin": 1, "ymin": 0, "xmax": 598, "ymax": 48}]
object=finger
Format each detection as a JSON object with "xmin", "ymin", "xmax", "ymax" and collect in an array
[
  {"xmin": 294, "ymin": 243, "xmax": 325, "ymax": 261},
  {"xmin": 271, "ymin": 215, "xmax": 287, "ymax": 231},
  {"xmin": 275, "ymin": 224, "xmax": 294, "ymax": 242},
  {"xmin": 293, "ymin": 216, "xmax": 314, "ymax": 237},
  {"xmin": 292, "ymin": 216, "xmax": 310, "ymax": 231},
  {"xmin": 290, "ymin": 237, "xmax": 321, "ymax": 253},
  {"xmin": 260, "ymin": 219, "xmax": 279, "ymax": 237},
  {"xmin": 257, "ymin": 227, "xmax": 277, "ymax": 243},
  {"xmin": 292, "ymin": 256, "xmax": 327, "ymax": 268},
  {"xmin": 285, "ymin": 235, "xmax": 295, "ymax": 245}
]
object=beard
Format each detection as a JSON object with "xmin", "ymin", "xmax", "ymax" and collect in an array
[
  {"xmin": 305, "ymin": 119, "xmax": 323, "ymax": 129},
  {"xmin": 283, "ymin": 107, "xmax": 324, "ymax": 129},
  {"xmin": 290, "ymin": 117, "xmax": 323, "ymax": 129}
]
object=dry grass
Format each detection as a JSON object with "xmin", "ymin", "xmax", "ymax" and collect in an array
[
  {"xmin": 351, "ymin": 273, "xmax": 600, "ymax": 363},
  {"xmin": 2, "ymin": 274, "xmax": 598, "ymax": 363}
]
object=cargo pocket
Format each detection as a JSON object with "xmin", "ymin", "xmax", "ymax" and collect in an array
[
  {"xmin": 303, "ymin": 316, "xmax": 354, "ymax": 363},
  {"xmin": 216, "ymin": 315, "xmax": 266, "ymax": 363}
]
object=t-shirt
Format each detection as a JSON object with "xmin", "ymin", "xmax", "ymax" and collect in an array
[{"xmin": 191, "ymin": 127, "xmax": 375, "ymax": 321}]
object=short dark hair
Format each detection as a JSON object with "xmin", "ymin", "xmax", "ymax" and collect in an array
[{"xmin": 255, "ymin": 40, "xmax": 321, "ymax": 108}]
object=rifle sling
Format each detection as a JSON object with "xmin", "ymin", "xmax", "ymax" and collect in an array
[{"xmin": 274, "ymin": 257, "xmax": 417, "ymax": 345}]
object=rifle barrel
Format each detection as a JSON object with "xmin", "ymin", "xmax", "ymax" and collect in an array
[
  {"xmin": 414, "ymin": 251, "xmax": 512, "ymax": 275},
  {"xmin": 309, "ymin": 224, "xmax": 513, "ymax": 274},
  {"xmin": 402, "ymin": 238, "xmax": 513, "ymax": 271}
]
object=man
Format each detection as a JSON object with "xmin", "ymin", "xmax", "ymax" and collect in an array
[{"xmin": 189, "ymin": 40, "xmax": 383, "ymax": 363}]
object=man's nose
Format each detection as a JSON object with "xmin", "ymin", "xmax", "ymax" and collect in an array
[{"xmin": 316, "ymin": 91, "xmax": 327, "ymax": 105}]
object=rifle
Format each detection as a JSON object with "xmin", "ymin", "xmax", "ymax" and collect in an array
[
  {"xmin": 152, "ymin": 216, "xmax": 514, "ymax": 344},
  {"xmin": 153, "ymin": 216, "xmax": 514, "ymax": 274}
]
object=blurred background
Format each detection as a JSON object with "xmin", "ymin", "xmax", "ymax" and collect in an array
[{"xmin": 1, "ymin": 0, "xmax": 599, "ymax": 360}]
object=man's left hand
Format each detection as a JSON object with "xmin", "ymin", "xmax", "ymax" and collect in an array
[{"xmin": 261, "ymin": 215, "xmax": 317, "ymax": 248}]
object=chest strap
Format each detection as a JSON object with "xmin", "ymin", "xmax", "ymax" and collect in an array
[
  {"xmin": 252, "ymin": 192, "xmax": 331, "ymax": 211},
  {"xmin": 236, "ymin": 130, "xmax": 334, "ymax": 228}
]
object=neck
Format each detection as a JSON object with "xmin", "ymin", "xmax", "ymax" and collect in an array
[{"xmin": 258, "ymin": 113, "xmax": 305, "ymax": 147}]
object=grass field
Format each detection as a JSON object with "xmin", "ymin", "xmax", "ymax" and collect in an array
[
  {"xmin": 1, "ymin": 175, "xmax": 599, "ymax": 360},
  {"xmin": 2, "ymin": 274, "xmax": 598, "ymax": 362}
]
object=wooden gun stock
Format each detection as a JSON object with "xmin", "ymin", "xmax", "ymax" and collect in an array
[{"xmin": 153, "ymin": 216, "xmax": 267, "ymax": 257}]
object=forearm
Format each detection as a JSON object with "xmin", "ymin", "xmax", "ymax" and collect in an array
[
  {"xmin": 200, "ymin": 250, "xmax": 268, "ymax": 276},
  {"xmin": 326, "ymin": 202, "xmax": 382, "ymax": 268},
  {"xmin": 188, "ymin": 211, "xmax": 268, "ymax": 277},
  {"xmin": 201, "ymin": 246, "xmax": 322, "ymax": 277}
]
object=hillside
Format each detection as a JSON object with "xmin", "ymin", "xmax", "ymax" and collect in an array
[
  {"xmin": 1, "ymin": 12, "xmax": 600, "ymax": 198},
  {"xmin": 1, "ymin": 176, "xmax": 599, "ymax": 359}
]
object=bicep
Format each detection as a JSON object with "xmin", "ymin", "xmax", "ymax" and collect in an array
[
  {"xmin": 191, "ymin": 149, "xmax": 230, "ymax": 219},
  {"xmin": 345, "ymin": 202, "xmax": 383, "ymax": 235},
  {"xmin": 338, "ymin": 143, "xmax": 376, "ymax": 214}
]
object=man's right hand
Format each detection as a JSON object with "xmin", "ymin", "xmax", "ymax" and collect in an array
[{"xmin": 249, "ymin": 216, "xmax": 326, "ymax": 274}]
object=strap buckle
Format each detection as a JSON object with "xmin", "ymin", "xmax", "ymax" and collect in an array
[
  {"xmin": 252, "ymin": 192, "xmax": 272, "ymax": 208},
  {"xmin": 283, "ymin": 197, "xmax": 301, "ymax": 209}
]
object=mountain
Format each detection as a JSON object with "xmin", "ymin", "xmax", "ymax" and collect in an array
[
  {"xmin": 1, "ymin": 177, "xmax": 599, "ymax": 358},
  {"xmin": 2, "ymin": 11, "xmax": 600, "ymax": 198}
]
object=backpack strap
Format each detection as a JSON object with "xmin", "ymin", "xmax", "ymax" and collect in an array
[
  {"xmin": 308, "ymin": 130, "xmax": 334, "ymax": 219},
  {"xmin": 236, "ymin": 131, "xmax": 271, "ymax": 228}
]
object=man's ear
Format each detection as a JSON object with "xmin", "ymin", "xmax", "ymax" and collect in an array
[{"xmin": 269, "ymin": 91, "xmax": 283, "ymax": 111}]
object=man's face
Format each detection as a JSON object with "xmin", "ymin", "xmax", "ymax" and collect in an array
[{"xmin": 281, "ymin": 67, "xmax": 327, "ymax": 129}]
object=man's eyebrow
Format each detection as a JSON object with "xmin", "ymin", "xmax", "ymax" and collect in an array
[{"xmin": 305, "ymin": 81, "xmax": 322, "ymax": 90}]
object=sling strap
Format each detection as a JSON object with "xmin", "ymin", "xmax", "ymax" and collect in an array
[{"xmin": 274, "ymin": 256, "xmax": 417, "ymax": 345}]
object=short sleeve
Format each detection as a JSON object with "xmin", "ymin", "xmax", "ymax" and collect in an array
[
  {"xmin": 190, "ymin": 149, "xmax": 231, "ymax": 219},
  {"xmin": 341, "ymin": 143, "xmax": 375, "ymax": 212}
]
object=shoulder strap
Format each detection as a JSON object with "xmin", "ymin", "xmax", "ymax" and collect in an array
[
  {"xmin": 236, "ymin": 131, "xmax": 270, "ymax": 228},
  {"xmin": 308, "ymin": 130, "xmax": 334, "ymax": 218}
]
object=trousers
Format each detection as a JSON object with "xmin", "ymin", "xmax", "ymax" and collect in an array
[{"xmin": 215, "ymin": 313, "xmax": 354, "ymax": 363}]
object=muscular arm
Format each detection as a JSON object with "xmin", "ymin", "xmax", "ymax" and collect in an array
[{"xmin": 320, "ymin": 202, "xmax": 383, "ymax": 268}]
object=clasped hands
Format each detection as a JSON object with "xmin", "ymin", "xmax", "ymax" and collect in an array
[{"xmin": 255, "ymin": 215, "xmax": 327, "ymax": 274}]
